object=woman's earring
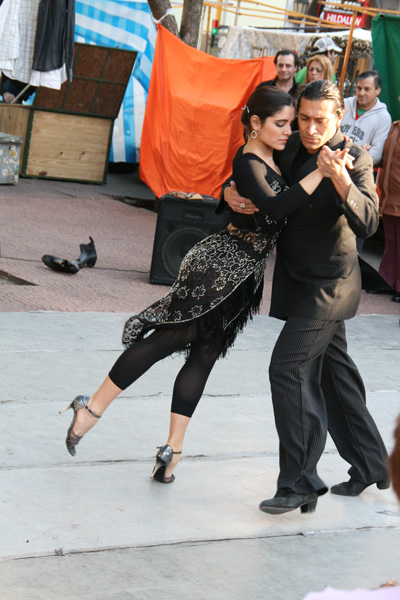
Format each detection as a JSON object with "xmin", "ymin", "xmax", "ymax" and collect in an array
[{"xmin": 251, "ymin": 130, "xmax": 258, "ymax": 139}]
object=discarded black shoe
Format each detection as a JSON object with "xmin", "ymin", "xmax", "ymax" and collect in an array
[
  {"xmin": 41, "ymin": 237, "xmax": 96, "ymax": 274},
  {"xmin": 330, "ymin": 477, "xmax": 390, "ymax": 496},
  {"xmin": 76, "ymin": 236, "xmax": 97, "ymax": 269},
  {"xmin": 259, "ymin": 488, "xmax": 318, "ymax": 515},
  {"xmin": 41, "ymin": 254, "xmax": 80, "ymax": 274},
  {"xmin": 391, "ymin": 294, "xmax": 400, "ymax": 303}
]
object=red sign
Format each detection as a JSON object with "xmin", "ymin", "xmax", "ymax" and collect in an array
[{"xmin": 317, "ymin": 0, "xmax": 369, "ymax": 28}]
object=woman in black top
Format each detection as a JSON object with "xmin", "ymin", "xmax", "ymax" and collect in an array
[{"xmin": 60, "ymin": 87, "xmax": 326, "ymax": 483}]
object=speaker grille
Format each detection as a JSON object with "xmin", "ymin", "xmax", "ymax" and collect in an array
[
  {"xmin": 162, "ymin": 228, "xmax": 206, "ymax": 278},
  {"xmin": 150, "ymin": 195, "xmax": 229, "ymax": 285}
]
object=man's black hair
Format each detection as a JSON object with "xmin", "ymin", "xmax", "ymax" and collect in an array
[
  {"xmin": 274, "ymin": 49, "xmax": 299, "ymax": 69},
  {"xmin": 296, "ymin": 80, "xmax": 345, "ymax": 117},
  {"xmin": 357, "ymin": 70, "xmax": 381, "ymax": 90}
]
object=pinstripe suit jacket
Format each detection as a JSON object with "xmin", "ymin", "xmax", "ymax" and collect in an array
[{"xmin": 270, "ymin": 129, "xmax": 379, "ymax": 321}]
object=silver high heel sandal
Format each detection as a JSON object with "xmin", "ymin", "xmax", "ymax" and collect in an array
[
  {"xmin": 59, "ymin": 395, "xmax": 101, "ymax": 456},
  {"xmin": 151, "ymin": 444, "xmax": 182, "ymax": 484}
]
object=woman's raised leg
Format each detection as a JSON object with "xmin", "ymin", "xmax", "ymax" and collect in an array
[{"xmin": 62, "ymin": 324, "xmax": 200, "ymax": 456}]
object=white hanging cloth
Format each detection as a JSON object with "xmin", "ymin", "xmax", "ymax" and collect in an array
[{"xmin": 0, "ymin": 0, "xmax": 67, "ymax": 89}]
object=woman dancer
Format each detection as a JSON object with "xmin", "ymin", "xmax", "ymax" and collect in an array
[{"xmin": 60, "ymin": 87, "xmax": 329, "ymax": 483}]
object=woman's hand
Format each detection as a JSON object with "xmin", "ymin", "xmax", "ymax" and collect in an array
[{"xmin": 224, "ymin": 181, "xmax": 259, "ymax": 214}]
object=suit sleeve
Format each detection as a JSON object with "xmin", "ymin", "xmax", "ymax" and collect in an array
[
  {"xmin": 337, "ymin": 147, "xmax": 379, "ymax": 239},
  {"xmin": 233, "ymin": 154, "xmax": 310, "ymax": 221}
]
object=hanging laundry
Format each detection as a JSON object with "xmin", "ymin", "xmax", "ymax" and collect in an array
[
  {"xmin": 0, "ymin": 0, "xmax": 74, "ymax": 90},
  {"xmin": 32, "ymin": 0, "xmax": 75, "ymax": 81}
]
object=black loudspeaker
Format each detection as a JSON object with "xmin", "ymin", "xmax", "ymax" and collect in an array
[{"xmin": 150, "ymin": 194, "xmax": 229, "ymax": 285}]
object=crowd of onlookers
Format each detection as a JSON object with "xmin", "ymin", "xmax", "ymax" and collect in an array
[{"xmin": 258, "ymin": 38, "xmax": 400, "ymax": 305}]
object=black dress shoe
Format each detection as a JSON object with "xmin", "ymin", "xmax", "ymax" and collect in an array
[
  {"xmin": 391, "ymin": 294, "xmax": 400, "ymax": 303},
  {"xmin": 41, "ymin": 254, "xmax": 80, "ymax": 274},
  {"xmin": 259, "ymin": 488, "xmax": 318, "ymax": 515},
  {"xmin": 76, "ymin": 237, "xmax": 97, "ymax": 269},
  {"xmin": 330, "ymin": 477, "xmax": 390, "ymax": 496}
]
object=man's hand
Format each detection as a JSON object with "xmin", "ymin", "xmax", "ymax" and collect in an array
[
  {"xmin": 361, "ymin": 143, "xmax": 372, "ymax": 152},
  {"xmin": 224, "ymin": 181, "xmax": 259, "ymax": 214}
]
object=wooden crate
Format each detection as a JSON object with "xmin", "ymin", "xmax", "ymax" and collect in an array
[
  {"xmin": 22, "ymin": 111, "xmax": 113, "ymax": 183},
  {"xmin": 0, "ymin": 43, "xmax": 136, "ymax": 184}
]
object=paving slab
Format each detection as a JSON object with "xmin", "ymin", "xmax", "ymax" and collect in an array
[
  {"xmin": 0, "ymin": 529, "xmax": 399, "ymax": 600},
  {"xmin": 1, "ymin": 311, "xmax": 400, "ymax": 600}
]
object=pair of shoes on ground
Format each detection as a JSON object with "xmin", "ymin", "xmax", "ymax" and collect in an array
[
  {"xmin": 42, "ymin": 237, "xmax": 97, "ymax": 274},
  {"xmin": 60, "ymin": 396, "xmax": 181, "ymax": 482}
]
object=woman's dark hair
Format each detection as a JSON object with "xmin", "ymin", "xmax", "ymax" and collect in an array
[
  {"xmin": 296, "ymin": 79, "xmax": 344, "ymax": 117},
  {"xmin": 241, "ymin": 86, "xmax": 294, "ymax": 135}
]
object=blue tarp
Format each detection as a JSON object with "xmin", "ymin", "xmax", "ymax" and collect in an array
[{"xmin": 75, "ymin": 0, "xmax": 157, "ymax": 163}]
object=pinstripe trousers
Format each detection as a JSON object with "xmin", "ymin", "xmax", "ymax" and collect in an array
[{"xmin": 269, "ymin": 317, "xmax": 388, "ymax": 495}]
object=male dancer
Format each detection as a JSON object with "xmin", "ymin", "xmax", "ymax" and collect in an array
[{"xmin": 222, "ymin": 81, "xmax": 389, "ymax": 514}]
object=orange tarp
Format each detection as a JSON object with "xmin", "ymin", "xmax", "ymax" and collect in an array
[{"xmin": 140, "ymin": 25, "xmax": 275, "ymax": 199}]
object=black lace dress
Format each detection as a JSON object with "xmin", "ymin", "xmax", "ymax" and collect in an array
[{"xmin": 122, "ymin": 152, "xmax": 310, "ymax": 359}]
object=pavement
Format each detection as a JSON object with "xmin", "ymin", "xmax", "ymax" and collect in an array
[{"xmin": 0, "ymin": 170, "xmax": 400, "ymax": 600}]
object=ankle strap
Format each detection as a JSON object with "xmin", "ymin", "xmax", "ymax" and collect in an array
[
  {"xmin": 157, "ymin": 446, "xmax": 181, "ymax": 454},
  {"xmin": 84, "ymin": 404, "xmax": 101, "ymax": 419}
]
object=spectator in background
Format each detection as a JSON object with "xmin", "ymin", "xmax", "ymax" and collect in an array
[
  {"xmin": 257, "ymin": 49, "xmax": 299, "ymax": 98},
  {"xmin": 296, "ymin": 37, "xmax": 342, "ymax": 85},
  {"xmin": 378, "ymin": 119, "xmax": 400, "ymax": 303},
  {"xmin": 340, "ymin": 71, "xmax": 392, "ymax": 167},
  {"xmin": 340, "ymin": 70, "xmax": 392, "ymax": 253},
  {"xmin": 303, "ymin": 54, "xmax": 334, "ymax": 85}
]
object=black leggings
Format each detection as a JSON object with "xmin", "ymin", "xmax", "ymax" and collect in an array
[{"xmin": 108, "ymin": 324, "xmax": 222, "ymax": 418}]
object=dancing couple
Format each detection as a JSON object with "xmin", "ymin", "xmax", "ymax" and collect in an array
[{"xmin": 61, "ymin": 81, "xmax": 389, "ymax": 514}]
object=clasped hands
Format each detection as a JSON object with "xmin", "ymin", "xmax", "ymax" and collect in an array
[{"xmin": 316, "ymin": 145, "xmax": 354, "ymax": 179}]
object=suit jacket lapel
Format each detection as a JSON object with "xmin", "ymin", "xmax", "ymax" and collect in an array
[{"xmin": 279, "ymin": 134, "xmax": 302, "ymax": 184}]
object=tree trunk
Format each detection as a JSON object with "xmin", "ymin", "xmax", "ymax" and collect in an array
[
  {"xmin": 147, "ymin": 0, "xmax": 180, "ymax": 38},
  {"xmin": 180, "ymin": 0, "xmax": 204, "ymax": 47}
]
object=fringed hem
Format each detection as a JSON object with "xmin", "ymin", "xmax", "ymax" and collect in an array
[{"xmin": 122, "ymin": 272, "xmax": 264, "ymax": 361}]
